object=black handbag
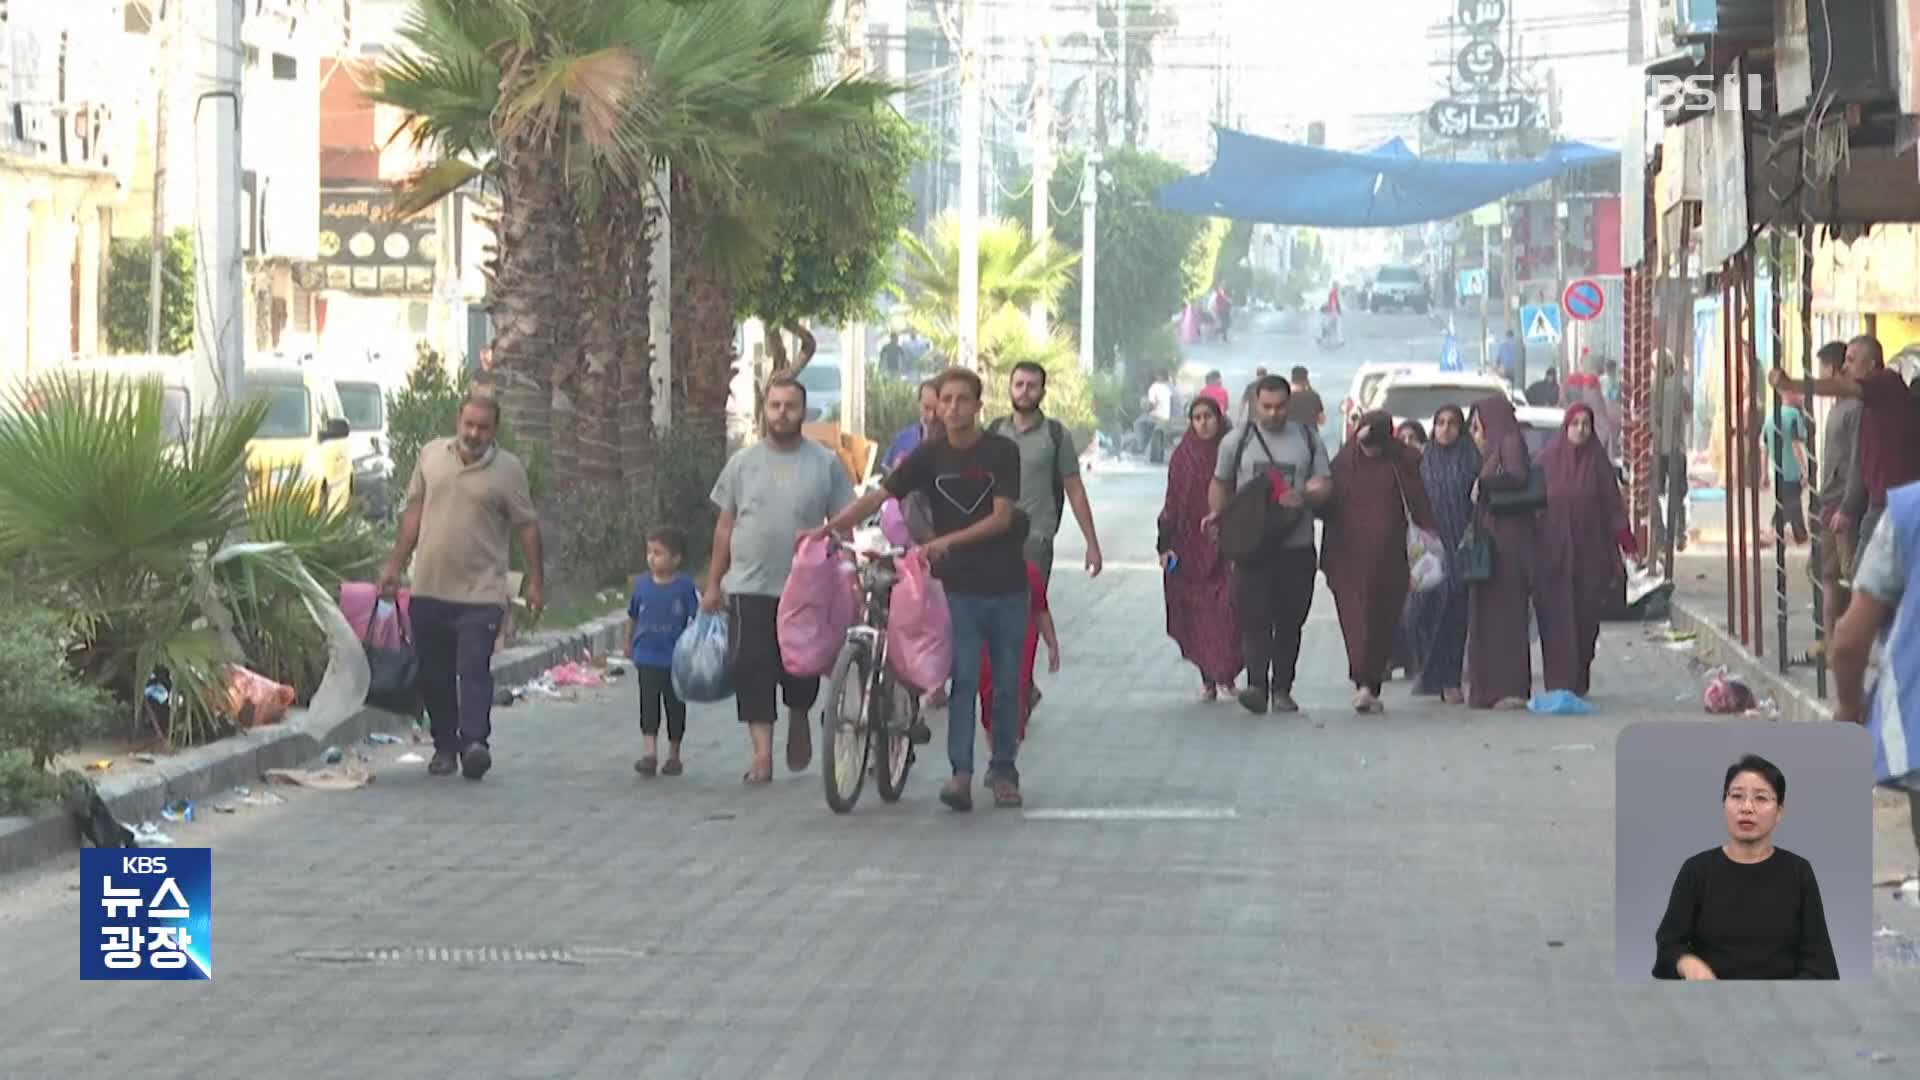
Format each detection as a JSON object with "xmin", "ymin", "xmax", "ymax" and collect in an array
[
  {"xmin": 1486, "ymin": 462, "xmax": 1548, "ymax": 514},
  {"xmin": 1217, "ymin": 425, "xmax": 1315, "ymax": 564},
  {"xmin": 1456, "ymin": 526, "xmax": 1495, "ymax": 583},
  {"xmin": 362, "ymin": 601, "xmax": 420, "ymax": 715}
]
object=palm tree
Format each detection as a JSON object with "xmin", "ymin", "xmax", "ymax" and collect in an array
[
  {"xmin": 894, "ymin": 214, "xmax": 1080, "ymax": 365},
  {"xmin": 375, "ymin": 0, "xmax": 868, "ymax": 486}
]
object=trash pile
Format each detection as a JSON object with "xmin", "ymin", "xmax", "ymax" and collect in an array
[{"xmin": 496, "ymin": 651, "xmax": 627, "ymax": 706}]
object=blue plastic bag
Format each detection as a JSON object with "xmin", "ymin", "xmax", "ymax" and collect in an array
[
  {"xmin": 1528, "ymin": 690, "xmax": 1595, "ymax": 715},
  {"xmin": 671, "ymin": 611, "xmax": 733, "ymax": 703}
]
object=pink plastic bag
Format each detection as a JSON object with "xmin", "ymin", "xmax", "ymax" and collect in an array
[
  {"xmin": 339, "ymin": 582, "xmax": 412, "ymax": 650},
  {"xmin": 878, "ymin": 499, "xmax": 913, "ymax": 548},
  {"xmin": 222, "ymin": 665, "xmax": 296, "ymax": 728},
  {"xmin": 778, "ymin": 535, "xmax": 858, "ymax": 676},
  {"xmin": 886, "ymin": 548, "xmax": 952, "ymax": 693}
]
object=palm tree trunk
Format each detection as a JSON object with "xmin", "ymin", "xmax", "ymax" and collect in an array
[
  {"xmin": 487, "ymin": 126, "xmax": 573, "ymax": 479},
  {"xmin": 575, "ymin": 201, "xmax": 622, "ymax": 489},
  {"xmin": 616, "ymin": 187, "xmax": 658, "ymax": 503},
  {"xmin": 670, "ymin": 170, "xmax": 736, "ymax": 459}
]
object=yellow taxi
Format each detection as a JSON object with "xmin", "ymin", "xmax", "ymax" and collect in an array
[{"xmin": 243, "ymin": 362, "xmax": 355, "ymax": 515}]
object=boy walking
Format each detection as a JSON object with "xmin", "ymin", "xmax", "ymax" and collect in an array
[{"xmin": 627, "ymin": 527, "xmax": 698, "ymax": 777}]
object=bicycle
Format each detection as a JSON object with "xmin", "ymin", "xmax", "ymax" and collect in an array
[{"xmin": 821, "ymin": 532, "xmax": 931, "ymax": 813}]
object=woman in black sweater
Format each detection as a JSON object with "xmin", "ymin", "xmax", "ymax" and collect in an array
[{"xmin": 1652, "ymin": 754, "xmax": 1840, "ymax": 980}]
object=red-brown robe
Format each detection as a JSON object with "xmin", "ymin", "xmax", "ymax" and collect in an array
[
  {"xmin": 1157, "ymin": 414, "xmax": 1243, "ymax": 687},
  {"xmin": 1321, "ymin": 417, "xmax": 1438, "ymax": 689},
  {"xmin": 1465, "ymin": 396, "xmax": 1540, "ymax": 708},
  {"xmin": 1534, "ymin": 404, "xmax": 1629, "ymax": 695}
]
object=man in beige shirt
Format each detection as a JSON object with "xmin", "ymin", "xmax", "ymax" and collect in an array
[{"xmin": 379, "ymin": 396, "xmax": 543, "ymax": 780}]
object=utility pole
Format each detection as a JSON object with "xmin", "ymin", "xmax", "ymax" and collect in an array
[
  {"xmin": 955, "ymin": 0, "xmax": 980, "ymax": 368},
  {"xmin": 1028, "ymin": 30, "xmax": 1051, "ymax": 337},
  {"xmin": 1079, "ymin": 149, "xmax": 1099, "ymax": 373},
  {"xmin": 840, "ymin": 0, "xmax": 868, "ymax": 433},
  {"xmin": 1480, "ymin": 224, "xmax": 1491, "ymax": 371},
  {"xmin": 1117, "ymin": 0, "xmax": 1130, "ymax": 148},
  {"xmin": 194, "ymin": 0, "xmax": 245, "ymax": 408},
  {"xmin": 145, "ymin": 0, "xmax": 175, "ymax": 353}
]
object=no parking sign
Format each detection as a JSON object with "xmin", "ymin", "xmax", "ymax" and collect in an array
[{"xmin": 1562, "ymin": 278, "xmax": 1605, "ymax": 322}]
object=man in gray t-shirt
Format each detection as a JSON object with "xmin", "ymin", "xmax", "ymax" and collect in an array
[
  {"xmin": 1205, "ymin": 374, "xmax": 1333, "ymax": 715},
  {"xmin": 990, "ymin": 362, "xmax": 1105, "ymax": 587},
  {"xmin": 705, "ymin": 378, "xmax": 856, "ymax": 782}
]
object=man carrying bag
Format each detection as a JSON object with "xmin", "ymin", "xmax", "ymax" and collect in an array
[{"xmin": 1205, "ymin": 374, "xmax": 1333, "ymax": 714}]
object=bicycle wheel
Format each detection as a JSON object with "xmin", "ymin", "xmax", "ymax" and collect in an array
[
  {"xmin": 821, "ymin": 640, "xmax": 872, "ymax": 814},
  {"xmin": 874, "ymin": 674, "xmax": 916, "ymax": 803}
]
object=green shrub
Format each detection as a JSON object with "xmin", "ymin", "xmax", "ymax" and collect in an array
[
  {"xmin": 0, "ymin": 750, "xmax": 83, "ymax": 816},
  {"xmin": 101, "ymin": 228, "xmax": 194, "ymax": 355},
  {"xmin": 865, "ymin": 366, "xmax": 922, "ymax": 445},
  {"xmin": 0, "ymin": 608, "xmax": 117, "ymax": 768}
]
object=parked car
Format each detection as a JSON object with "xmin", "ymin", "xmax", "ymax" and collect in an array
[
  {"xmin": 795, "ymin": 358, "xmax": 842, "ymax": 423},
  {"xmin": 242, "ymin": 362, "xmax": 355, "ymax": 516},
  {"xmin": 1340, "ymin": 362, "xmax": 1432, "ymax": 443},
  {"xmin": 1368, "ymin": 370, "xmax": 1522, "ymax": 439},
  {"xmin": 331, "ymin": 373, "xmax": 396, "ymax": 521},
  {"xmin": 1369, "ymin": 264, "xmax": 1431, "ymax": 314},
  {"xmin": 54, "ymin": 355, "xmax": 196, "ymax": 445}
]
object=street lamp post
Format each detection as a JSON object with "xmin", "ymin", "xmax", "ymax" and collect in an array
[{"xmin": 1079, "ymin": 150, "xmax": 1100, "ymax": 374}]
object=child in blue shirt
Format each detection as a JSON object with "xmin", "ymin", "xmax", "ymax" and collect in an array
[{"xmin": 626, "ymin": 526, "xmax": 699, "ymax": 777}]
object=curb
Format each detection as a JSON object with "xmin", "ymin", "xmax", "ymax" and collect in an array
[
  {"xmin": 1667, "ymin": 597, "xmax": 1832, "ymax": 724},
  {"xmin": 0, "ymin": 611, "xmax": 628, "ymax": 878}
]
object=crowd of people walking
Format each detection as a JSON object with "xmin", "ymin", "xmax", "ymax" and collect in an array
[{"xmin": 1155, "ymin": 369, "xmax": 1637, "ymax": 714}]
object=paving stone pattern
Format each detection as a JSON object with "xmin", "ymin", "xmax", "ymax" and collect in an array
[{"xmin": 1, "ymin": 463, "xmax": 1917, "ymax": 1079}]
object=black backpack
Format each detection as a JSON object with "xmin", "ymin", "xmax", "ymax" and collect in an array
[{"xmin": 988, "ymin": 416, "xmax": 1071, "ymax": 535}]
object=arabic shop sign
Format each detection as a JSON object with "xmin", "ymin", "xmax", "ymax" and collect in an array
[
  {"xmin": 1457, "ymin": 0, "xmax": 1506, "ymax": 28},
  {"xmin": 1456, "ymin": 38, "xmax": 1504, "ymax": 86},
  {"xmin": 1426, "ymin": 98, "xmax": 1539, "ymax": 138},
  {"xmin": 313, "ymin": 188, "xmax": 439, "ymax": 295}
]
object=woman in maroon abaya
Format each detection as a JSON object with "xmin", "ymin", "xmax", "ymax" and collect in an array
[
  {"xmin": 1322, "ymin": 410, "xmax": 1438, "ymax": 712},
  {"xmin": 1465, "ymin": 395, "xmax": 1538, "ymax": 709},
  {"xmin": 1535, "ymin": 404, "xmax": 1636, "ymax": 696},
  {"xmin": 1157, "ymin": 397, "xmax": 1243, "ymax": 700}
]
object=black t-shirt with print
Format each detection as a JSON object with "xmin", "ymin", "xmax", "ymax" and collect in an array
[{"xmin": 883, "ymin": 432, "xmax": 1026, "ymax": 595}]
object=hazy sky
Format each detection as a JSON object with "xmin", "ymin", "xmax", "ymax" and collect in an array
[{"xmin": 1209, "ymin": 0, "xmax": 1633, "ymax": 146}]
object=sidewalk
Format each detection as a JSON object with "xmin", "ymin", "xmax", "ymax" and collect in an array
[{"xmin": 2, "ymin": 466, "xmax": 1918, "ymax": 1077}]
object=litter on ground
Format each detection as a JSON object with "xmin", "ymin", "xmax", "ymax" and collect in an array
[{"xmin": 262, "ymin": 765, "xmax": 374, "ymax": 790}]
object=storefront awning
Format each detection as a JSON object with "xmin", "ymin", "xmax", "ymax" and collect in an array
[{"xmin": 1154, "ymin": 127, "xmax": 1619, "ymax": 228}]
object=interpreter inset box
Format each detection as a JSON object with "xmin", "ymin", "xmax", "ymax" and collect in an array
[{"xmin": 1615, "ymin": 721, "xmax": 1872, "ymax": 980}]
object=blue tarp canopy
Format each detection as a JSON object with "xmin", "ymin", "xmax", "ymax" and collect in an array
[{"xmin": 1155, "ymin": 127, "xmax": 1618, "ymax": 228}]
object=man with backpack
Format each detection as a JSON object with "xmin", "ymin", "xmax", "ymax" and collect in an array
[
  {"xmin": 1204, "ymin": 374, "xmax": 1333, "ymax": 714},
  {"xmin": 990, "ymin": 362, "xmax": 1105, "ymax": 717},
  {"xmin": 992, "ymin": 361, "xmax": 1106, "ymax": 589}
]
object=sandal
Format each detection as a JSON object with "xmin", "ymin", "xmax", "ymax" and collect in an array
[
  {"xmin": 742, "ymin": 765, "xmax": 772, "ymax": 784},
  {"xmin": 1200, "ymin": 683, "xmax": 1218, "ymax": 703},
  {"xmin": 634, "ymin": 754, "xmax": 658, "ymax": 777},
  {"xmin": 661, "ymin": 758, "xmax": 683, "ymax": 777}
]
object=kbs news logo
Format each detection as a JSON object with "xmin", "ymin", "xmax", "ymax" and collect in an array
[{"xmin": 1649, "ymin": 72, "xmax": 1766, "ymax": 114}]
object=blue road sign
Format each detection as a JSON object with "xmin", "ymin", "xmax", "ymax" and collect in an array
[
  {"xmin": 1521, "ymin": 304, "xmax": 1562, "ymax": 345},
  {"xmin": 1457, "ymin": 268, "xmax": 1487, "ymax": 299}
]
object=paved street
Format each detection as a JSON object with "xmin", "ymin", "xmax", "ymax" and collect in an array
[{"xmin": 5, "ymin": 317, "xmax": 1920, "ymax": 1078}]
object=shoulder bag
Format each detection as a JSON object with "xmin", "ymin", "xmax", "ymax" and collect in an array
[
  {"xmin": 1456, "ymin": 525, "xmax": 1495, "ymax": 583},
  {"xmin": 362, "ymin": 602, "xmax": 421, "ymax": 715},
  {"xmin": 1486, "ymin": 461, "xmax": 1549, "ymax": 515}
]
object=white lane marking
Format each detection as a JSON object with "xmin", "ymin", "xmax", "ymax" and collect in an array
[{"xmin": 1020, "ymin": 807, "xmax": 1239, "ymax": 821}]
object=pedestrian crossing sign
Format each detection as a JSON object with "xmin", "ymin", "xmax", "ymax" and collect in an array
[{"xmin": 1521, "ymin": 304, "xmax": 1562, "ymax": 345}]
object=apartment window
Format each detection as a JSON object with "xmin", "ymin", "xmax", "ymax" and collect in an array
[
  {"xmin": 272, "ymin": 53, "xmax": 297, "ymax": 81},
  {"xmin": 124, "ymin": 2, "xmax": 154, "ymax": 34}
]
